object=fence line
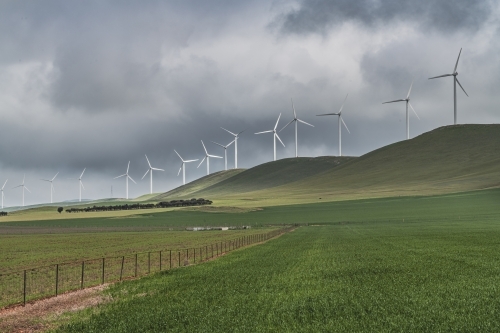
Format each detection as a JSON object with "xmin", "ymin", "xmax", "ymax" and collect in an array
[{"xmin": 0, "ymin": 227, "xmax": 293, "ymax": 309}]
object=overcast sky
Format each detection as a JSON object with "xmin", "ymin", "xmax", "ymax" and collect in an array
[{"xmin": 0, "ymin": 0, "xmax": 499, "ymax": 206}]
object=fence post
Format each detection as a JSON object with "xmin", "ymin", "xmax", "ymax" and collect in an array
[
  {"xmin": 186, "ymin": 249, "xmax": 189, "ymax": 265},
  {"xmin": 23, "ymin": 270, "xmax": 27, "ymax": 306},
  {"xmin": 81, "ymin": 261, "xmax": 85, "ymax": 289},
  {"xmin": 216, "ymin": 243, "xmax": 218, "ymax": 256},
  {"xmin": 160, "ymin": 251, "xmax": 162, "ymax": 271},
  {"xmin": 211, "ymin": 244, "xmax": 214, "ymax": 258},
  {"xmin": 148, "ymin": 252, "xmax": 151, "ymax": 274},
  {"xmin": 135, "ymin": 253, "xmax": 138, "ymax": 277},
  {"xmin": 120, "ymin": 256, "xmax": 125, "ymax": 281},
  {"xmin": 206, "ymin": 246, "xmax": 208, "ymax": 259},
  {"xmin": 194, "ymin": 248, "xmax": 196, "ymax": 263},
  {"xmin": 178, "ymin": 252, "xmax": 181, "ymax": 267},
  {"xmin": 102, "ymin": 258, "xmax": 105, "ymax": 284},
  {"xmin": 55, "ymin": 264, "xmax": 59, "ymax": 296},
  {"xmin": 170, "ymin": 250, "xmax": 172, "ymax": 269}
]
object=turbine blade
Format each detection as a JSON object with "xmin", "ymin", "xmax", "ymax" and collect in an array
[
  {"xmin": 1, "ymin": 179, "xmax": 7, "ymax": 190},
  {"xmin": 114, "ymin": 174, "xmax": 127, "ymax": 179},
  {"xmin": 454, "ymin": 48, "xmax": 462, "ymax": 73},
  {"xmin": 237, "ymin": 129, "xmax": 246, "ymax": 135},
  {"xmin": 341, "ymin": 117, "xmax": 351, "ymax": 134},
  {"xmin": 177, "ymin": 165, "xmax": 182, "ymax": 176},
  {"xmin": 12, "ymin": 185, "xmax": 22, "ymax": 189},
  {"xmin": 25, "ymin": 186, "xmax": 31, "ymax": 193},
  {"xmin": 145, "ymin": 155, "xmax": 151, "ymax": 167},
  {"xmin": 456, "ymin": 78, "xmax": 469, "ymax": 97},
  {"xmin": 291, "ymin": 98, "xmax": 296, "ymax": 119},
  {"xmin": 128, "ymin": 175, "xmax": 137, "ymax": 184},
  {"xmin": 382, "ymin": 99, "xmax": 406, "ymax": 104},
  {"xmin": 201, "ymin": 140, "xmax": 208, "ymax": 154},
  {"xmin": 297, "ymin": 119, "xmax": 314, "ymax": 127},
  {"xmin": 226, "ymin": 139, "xmax": 235, "ymax": 147},
  {"xmin": 316, "ymin": 113, "xmax": 338, "ymax": 116},
  {"xmin": 210, "ymin": 141, "xmax": 225, "ymax": 148},
  {"xmin": 409, "ymin": 102, "xmax": 420, "ymax": 120},
  {"xmin": 338, "ymin": 93, "xmax": 349, "ymax": 113},
  {"xmin": 279, "ymin": 119, "xmax": 295, "ymax": 133},
  {"xmin": 274, "ymin": 113, "xmax": 281, "ymax": 131},
  {"xmin": 197, "ymin": 156, "xmax": 206, "ymax": 168},
  {"xmin": 80, "ymin": 168, "xmax": 86, "ymax": 178},
  {"xmin": 255, "ymin": 130, "xmax": 273, "ymax": 135},
  {"xmin": 275, "ymin": 133, "xmax": 285, "ymax": 147},
  {"xmin": 428, "ymin": 73, "xmax": 453, "ymax": 80},
  {"xmin": 80, "ymin": 181, "xmax": 85, "ymax": 190},
  {"xmin": 221, "ymin": 127, "xmax": 236, "ymax": 136},
  {"xmin": 208, "ymin": 154, "xmax": 223, "ymax": 159},
  {"xmin": 407, "ymin": 81, "xmax": 413, "ymax": 99},
  {"xmin": 141, "ymin": 169, "xmax": 150, "ymax": 180},
  {"xmin": 151, "ymin": 168, "xmax": 165, "ymax": 171},
  {"xmin": 127, "ymin": 161, "xmax": 130, "ymax": 174},
  {"xmin": 174, "ymin": 149, "xmax": 183, "ymax": 161},
  {"xmin": 184, "ymin": 159, "xmax": 199, "ymax": 163},
  {"xmin": 40, "ymin": 179, "xmax": 51, "ymax": 182},
  {"xmin": 52, "ymin": 172, "xmax": 59, "ymax": 181}
]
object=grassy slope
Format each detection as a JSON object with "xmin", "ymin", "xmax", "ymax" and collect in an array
[{"xmin": 154, "ymin": 156, "xmax": 355, "ymax": 201}]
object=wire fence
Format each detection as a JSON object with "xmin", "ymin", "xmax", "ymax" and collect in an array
[{"xmin": 0, "ymin": 227, "xmax": 292, "ymax": 309}]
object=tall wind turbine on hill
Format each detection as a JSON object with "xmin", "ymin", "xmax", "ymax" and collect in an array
[
  {"xmin": 114, "ymin": 162, "xmax": 136, "ymax": 199},
  {"xmin": 316, "ymin": 94, "xmax": 350, "ymax": 156},
  {"xmin": 255, "ymin": 113, "xmax": 285, "ymax": 161},
  {"xmin": 1, "ymin": 179, "xmax": 7, "ymax": 209},
  {"xmin": 142, "ymin": 155, "xmax": 164, "ymax": 194},
  {"xmin": 221, "ymin": 128, "xmax": 245, "ymax": 168},
  {"xmin": 41, "ymin": 172, "xmax": 59, "ymax": 204},
  {"xmin": 428, "ymin": 48, "xmax": 468, "ymax": 124},
  {"xmin": 198, "ymin": 140, "xmax": 222, "ymax": 175},
  {"xmin": 69, "ymin": 168, "xmax": 86, "ymax": 202},
  {"xmin": 383, "ymin": 82, "xmax": 420, "ymax": 140},
  {"xmin": 211, "ymin": 140, "xmax": 235, "ymax": 170},
  {"xmin": 12, "ymin": 175, "xmax": 30, "ymax": 207},
  {"xmin": 280, "ymin": 98, "xmax": 314, "ymax": 157},
  {"xmin": 174, "ymin": 150, "xmax": 198, "ymax": 185}
]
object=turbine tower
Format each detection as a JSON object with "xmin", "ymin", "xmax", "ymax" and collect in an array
[
  {"xmin": 69, "ymin": 168, "xmax": 86, "ymax": 202},
  {"xmin": 383, "ymin": 81, "xmax": 420, "ymax": 140},
  {"xmin": 41, "ymin": 172, "xmax": 59, "ymax": 204},
  {"xmin": 12, "ymin": 175, "xmax": 30, "ymax": 207},
  {"xmin": 211, "ymin": 140, "xmax": 235, "ymax": 170},
  {"xmin": 1, "ymin": 179, "xmax": 8, "ymax": 209},
  {"xmin": 255, "ymin": 113, "xmax": 285, "ymax": 161},
  {"xmin": 221, "ymin": 128, "xmax": 245, "ymax": 169},
  {"xmin": 142, "ymin": 155, "xmax": 164, "ymax": 194},
  {"xmin": 114, "ymin": 162, "xmax": 136, "ymax": 199},
  {"xmin": 197, "ymin": 140, "xmax": 222, "ymax": 175},
  {"xmin": 429, "ymin": 48, "xmax": 469, "ymax": 124},
  {"xmin": 280, "ymin": 98, "xmax": 314, "ymax": 157},
  {"xmin": 316, "ymin": 94, "xmax": 351, "ymax": 156},
  {"xmin": 174, "ymin": 150, "xmax": 198, "ymax": 185}
]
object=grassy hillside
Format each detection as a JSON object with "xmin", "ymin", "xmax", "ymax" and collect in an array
[{"xmin": 153, "ymin": 156, "xmax": 355, "ymax": 201}]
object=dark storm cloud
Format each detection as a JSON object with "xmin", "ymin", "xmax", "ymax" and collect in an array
[{"xmin": 276, "ymin": 0, "xmax": 492, "ymax": 36}]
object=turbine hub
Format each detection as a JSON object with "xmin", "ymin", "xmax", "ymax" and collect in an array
[{"xmin": 454, "ymin": 72, "xmax": 458, "ymax": 76}]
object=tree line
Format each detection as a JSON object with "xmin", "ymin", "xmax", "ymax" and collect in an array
[
  {"xmin": 0, "ymin": 212, "xmax": 7, "ymax": 216},
  {"xmin": 63, "ymin": 198, "xmax": 212, "ymax": 213}
]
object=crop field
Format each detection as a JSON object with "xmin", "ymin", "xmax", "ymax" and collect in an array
[{"xmin": 55, "ymin": 218, "xmax": 500, "ymax": 332}]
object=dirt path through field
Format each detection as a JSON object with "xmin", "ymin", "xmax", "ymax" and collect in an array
[{"xmin": 0, "ymin": 284, "xmax": 110, "ymax": 333}]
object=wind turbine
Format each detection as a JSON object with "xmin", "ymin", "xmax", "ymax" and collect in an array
[
  {"xmin": 142, "ymin": 155, "xmax": 164, "ymax": 194},
  {"xmin": 41, "ymin": 172, "xmax": 59, "ymax": 204},
  {"xmin": 255, "ymin": 114, "xmax": 285, "ymax": 161},
  {"xmin": 280, "ymin": 98, "xmax": 314, "ymax": 157},
  {"xmin": 429, "ymin": 48, "xmax": 469, "ymax": 125},
  {"xmin": 211, "ymin": 140, "xmax": 235, "ymax": 170},
  {"xmin": 316, "ymin": 94, "xmax": 351, "ymax": 156},
  {"xmin": 174, "ymin": 150, "xmax": 198, "ymax": 185},
  {"xmin": 383, "ymin": 82, "xmax": 420, "ymax": 140},
  {"xmin": 221, "ymin": 128, "xmax": 245, "ymax": 168},
  {"xmin": 197, "ymin": 140, "xmax": 222, "ymax": 175},
  {"xmin": 12, "ymin": 175, "xmax": 30, "ymax": 207},
  {"xmin": 114, "ymin": 162, "xmax": 136, "ymax": 199},
  {"xmin": 1, "ymin": 179, "xmax": 7, "ymax": 209},
  {"xmin": 69, "ymin": 168, "xmax": 86, "ymax": 202}
]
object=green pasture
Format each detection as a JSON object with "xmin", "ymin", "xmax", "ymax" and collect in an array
[{"xmin": 55, "ymin": 213, "xmax": 500, "ymax": 332}]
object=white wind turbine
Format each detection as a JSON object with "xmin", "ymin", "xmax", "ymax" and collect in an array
[
  {"xmin": 221, "ymin": 128, "xmax": 245, "ymax": 169},
  {"xmin": 255, "ymin": 113, "xmax": 285, "ymax": 161},
  {"xmin": 12, "ymin": 175, "xmax": 30, "ymax": 207},
  {"xmin": 383, "ymin": 81, "xmax": 420, "ymax": 140},
  {"xmin": 211, "ymin": 140, "xmax": 235, "ymax": 171},
  {"xmin": 114, "ymin": 162, "xmax": 136, "ymax": 199},
  {"xmin": 68, "ymin": 168, "xmax": 86, "ymax": 202},
  {"xmin": 280, "ymin": 98, "xmax": 314, "ymax": 157},
  {"xmin": 174, "ymin": 150, "xmax": 198, "ymax": 185},
  {"xmin": 316, "ymin": 94, "xmax": 351, "ymax": 156},
  {"xmin": 1, "ymin": 179, "xmax": 8, "ymax": 209},
  {"xmin": 429, "ymin": 48, "xmax": 469, "ymax": 125},
  {"xmin": 197, "ymin": 140, "xmax": 222, "ymax": 175},
  {"xmin": 41, "ymin": 172, "xmax": 59, "ymax": 204},
  {"xmin": 142, "ymin": 155, "xmax": 164, "ymax": 194}
]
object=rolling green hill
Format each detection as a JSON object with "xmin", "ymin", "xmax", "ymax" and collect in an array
[
  {"xmin": 152, "ymin": 156, "xmax": 355, "ymax": 201},
  {"xmin": 154, "ymin": 125, "xmax": 500, "ymax": 206}
]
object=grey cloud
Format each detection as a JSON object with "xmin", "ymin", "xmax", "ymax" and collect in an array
[{"xmin": 275, "ymin": 0, "xmax": 492, "ymax": 36}]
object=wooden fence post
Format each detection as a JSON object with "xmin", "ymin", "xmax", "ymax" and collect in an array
[
  {"xmin": 135, "ymin": 253, "xmax": 138, "ymax": 277},
  {"xmin": 102, "ymin": 258, "xmax": 105, "ymax": 284},
  {"xmin": 120, "ymin": 256, "xmax": 125, "ymax": 281},
  {"xmin": 81, "ymin": 261, "xmax": 85, "ymax": 289},
  {"xmin": 55, "ymin": 264, "xmax": 59, "ymax": 296},
  {"xmin": 23, "ymin": 270, "xmax": 27, "ymax": 306}
]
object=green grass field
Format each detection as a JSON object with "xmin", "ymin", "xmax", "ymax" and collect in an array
[{"xmin": 55, "ymin": 213, "xmax": 500, "ymax": 332}]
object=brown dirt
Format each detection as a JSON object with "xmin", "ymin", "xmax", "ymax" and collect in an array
[{"xmin": 0, "ymin": 284, "xmax": 111, "ymax": 333}]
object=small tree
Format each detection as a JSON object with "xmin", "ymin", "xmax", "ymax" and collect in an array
[{"xmin": 57, "ymin": 207, "xmax": 63, "ymax": 214}]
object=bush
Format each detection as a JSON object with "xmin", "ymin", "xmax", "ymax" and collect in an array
[{"xmin": 57, "ymin": 207, "xmax": 63, "ymax": 213}]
